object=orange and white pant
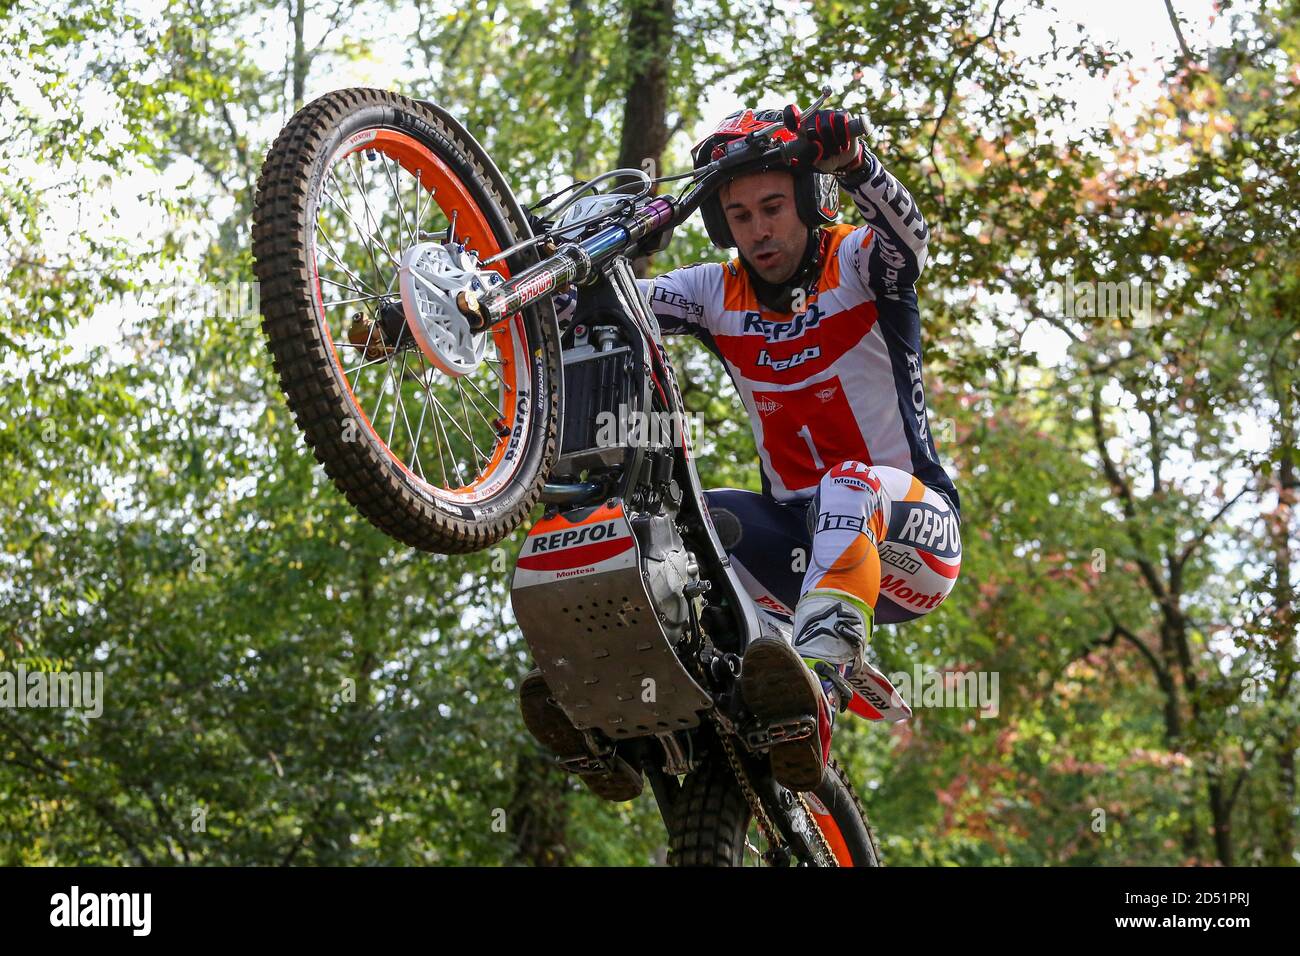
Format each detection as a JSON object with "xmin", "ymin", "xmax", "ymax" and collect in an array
[{"xmin": 705, "ymin": 461, "xmax": 962, "ymax": 627}]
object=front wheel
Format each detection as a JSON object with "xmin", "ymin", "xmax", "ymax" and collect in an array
[{"xmin": 252, "ymin": 88, "xmax": 560, "ymax": 554}]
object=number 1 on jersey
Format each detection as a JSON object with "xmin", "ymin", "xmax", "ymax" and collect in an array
[{"xmin": 796, "ymin": 424, "xmax": 824, "ymax": 469}]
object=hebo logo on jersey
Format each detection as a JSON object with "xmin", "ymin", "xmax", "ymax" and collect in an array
[
  {"xmin": 756, "ymin": 344, "xmax": 820, "ymax": 371},
  {"xmin": 650, "ymin": 283, "xmax": 705, "ymax": 322},
  {"xmin": 879, "ymin": 543, "xmax": 922, "ymax": 575},
  {"xmin": 715, "ymin": 299, "xmax": 877, "ymax": 384},
  {"xmin": 817, "ymin": 513, "xmax": 865, "ymax": 533}
]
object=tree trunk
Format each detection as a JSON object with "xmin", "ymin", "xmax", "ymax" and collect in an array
[
  {"xmin": 568, "ymin": 0, "xmax": 594, "ymax": 177},
  {"xmin": 1275, "ymin": 745, "xmax": 1295, "ymax": 864},
  {"xmin": 1207, "ymin": 775, "xmax": 1234, "ymax": 866},
  {"xmin": 508, "ymin": 751, "xmax": 572, "ymax": 866},
  {"xmin": 1269, "ymin": 470, "xmax": 1297, "ymax": 864},
  {"xmin": 291, "ymin": 0, "xmax": 308, "ymax": 112},
  {"xmin": 617, "ymin": 0, "xmax": 676, "ymax": 277}
]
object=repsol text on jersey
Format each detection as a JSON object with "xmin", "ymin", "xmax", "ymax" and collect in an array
[{"xmin": 742, "ymin": 303, "xmax": 826, "ymax": 342}]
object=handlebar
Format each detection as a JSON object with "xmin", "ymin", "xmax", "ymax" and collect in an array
[{"xmin": 458, "ymin": 91, "xmax": 867, "ymax": 331}]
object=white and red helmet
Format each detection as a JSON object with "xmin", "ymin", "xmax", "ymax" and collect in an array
[{"xmin": 690, "ymin": 107, "xmax": 841, "ymax": 249}]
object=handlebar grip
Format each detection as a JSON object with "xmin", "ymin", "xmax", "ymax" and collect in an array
[{"xmin": 778, "ymin": 112, "xmax": 868, "ymax": 164}]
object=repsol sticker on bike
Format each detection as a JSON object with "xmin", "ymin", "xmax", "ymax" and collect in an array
[
  {"xmin": 526, "ymin": 520, "xmax": 622, "ymax": 554},
  {"xmin": 501, "ymin": 393, "xmax": 531, "ymax": 463},
  {"xmin": 513, "ymin": 502, "xmax": 637, "ymax": 585}
]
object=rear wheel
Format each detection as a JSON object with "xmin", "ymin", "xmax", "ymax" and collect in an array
[
  {"xmin": 252, "ymin": 88, "xmax": 560, "ymax": 553},
  {"xmin": 668, "ymin": 753, "xmax": 880, "ymax": 867}
]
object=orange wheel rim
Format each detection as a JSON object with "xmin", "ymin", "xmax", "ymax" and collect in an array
[
  {"xmin": 307, "ymin": 126, "xmax": 535, "ymax": 505},
  {"xmin": 808, "ymin": 805, "xmax": 855, "ymax": 866}
]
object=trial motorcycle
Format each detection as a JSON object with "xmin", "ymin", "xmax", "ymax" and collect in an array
[{"xmin": 251, "ymin": 85, "xmax": 912, "ymax": 865}]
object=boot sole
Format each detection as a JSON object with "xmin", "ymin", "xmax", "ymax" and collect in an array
[
  {"xmin": 519, "ymin": 670, "xmax": 643, "ymax": 802},
  {"xmin": 741, "ymin": 640, "xmax": 826, "ymax": 791}
]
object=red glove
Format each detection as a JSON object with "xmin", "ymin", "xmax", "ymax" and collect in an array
[{"xmin": 793, "ymin": 107, "xmax": 866, "ymax": 173}]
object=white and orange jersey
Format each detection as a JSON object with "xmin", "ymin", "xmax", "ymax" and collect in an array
[{"xmin": 561, "ymin": 150, "xmax": 960, "ymax": 515}]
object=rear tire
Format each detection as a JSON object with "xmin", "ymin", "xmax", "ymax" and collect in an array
[
  {"xmin": 252, "ymin": 88, "xmax": 560, "ymax": 554},
  {"xmin": 667, "ymin": 752, "xmax": 880, "ymax": 867}
]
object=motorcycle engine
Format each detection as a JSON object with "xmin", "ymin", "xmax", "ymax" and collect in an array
[{"xmin": 631, "ymin": 510, "xmax": 699, "ymax": 645}]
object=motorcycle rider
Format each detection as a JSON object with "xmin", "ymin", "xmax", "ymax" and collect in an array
[{"xmin": 523, "ymin": 106, "xmax": 962, "ymax": 796}]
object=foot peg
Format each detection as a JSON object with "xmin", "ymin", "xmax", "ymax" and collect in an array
[
  {"xmin": 742, "ymin": 715, "xmax": 817, "ymax": 752},
  {"xmin": 557, "ymin": 752, "xmax": 617, "ymax": 775}
]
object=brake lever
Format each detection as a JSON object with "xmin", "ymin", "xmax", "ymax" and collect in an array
[{"xmin": 738, "ymin": 85, "xmax": 869, "ymax": 167}]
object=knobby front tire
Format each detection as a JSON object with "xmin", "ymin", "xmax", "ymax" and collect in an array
[{"xmin": 252, "ymin": 88, "xmax": 560, "ymax": 554}]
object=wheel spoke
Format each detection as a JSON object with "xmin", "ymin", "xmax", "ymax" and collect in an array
[
  {"xmin": 387, "ymin": 348, "xmax": 420, "ymax": 462},
  {"xmin": 461, "ymin": 372, "xmax": 505, "ymax": 429},
  {"xmin": 368, "ymin": 341, "xmax": 393, "ymax": 425},
  {"xmin": 455, "ymin": 380, "xmax": 477, "ymax": 452},
  {"xmin": 422, "ymin": 374, "xmax": 452, "ymax": 488},
  {"xmin": 381, "ymin": 152, "xmax": 414, "ymax": 248},
  {"xmin": 381, "ymin": 324, "xmax": 413, "ymax": 449},
  {"xmin": 463, "ymin": 369, "xmax": 501, "ymax": 413},
  {"xmin": 430, "ymin": 393, "xmax": 467, "ymax": 487},
  {"xmin": 347, "ymin": 154, "xmax": 392, "ymax": 260},
  {"xmin": 316, "ymin": 234, "xmax": 379, "ymax": 300},
  {"xmin": 319, "ymin": 274, "xmax": 370, "ymax": 294},
  {"xmin": 323, "ymin": 292, "xmax": 386, "ymax": 308},
  {"xmin": 481, "ymin": 355, "xmax": 510, "ymax": 389},
  {"xmin": 325, "ymin": 176, "xmax": 386, "ymax": 296},
  {"xmin": 407, "ymin": 367, "xmax": 433, "ymax": 481},
  {"xmin": 426, "ymin": 387, "xmax": 489, "ymax": 464},
  {"xmin": 349, "ymin": 321, "xmax": 383, "ymax": 388},
  {"xmin": 347, "ymin": 154, "xmax": 403, "ymax": 296},
  {"xmin": 324, "ymin": 181, "xmax": 399, "ymax": 283}
]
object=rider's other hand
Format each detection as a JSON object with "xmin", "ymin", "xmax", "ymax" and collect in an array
[{"xmin": 802, "ymin": 108, "xmax": 866, "ymax": 174}]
